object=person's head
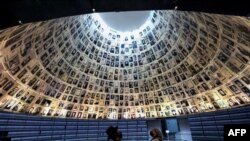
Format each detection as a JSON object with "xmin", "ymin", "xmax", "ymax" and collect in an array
[
  {"xmin": 106, "ymin": 126, "xmax": 122, "ymax": 141},
  {"xmin": 150, "ymin": 128, "xmax": 163, "ymax": 141}
]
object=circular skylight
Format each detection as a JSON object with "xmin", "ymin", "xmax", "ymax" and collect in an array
[{"xmin": 98, "ymin": 11, "xmax": 151, "ymax": 32}]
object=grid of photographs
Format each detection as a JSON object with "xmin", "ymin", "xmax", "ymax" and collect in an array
[{"xmin": 0, "ymin": 10, "xmax": 249, "ymax": 119}]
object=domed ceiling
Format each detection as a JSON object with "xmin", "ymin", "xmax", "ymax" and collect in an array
[{"xmin": 0, "ymin": 10, "xmax": 250, "ymax": 119}]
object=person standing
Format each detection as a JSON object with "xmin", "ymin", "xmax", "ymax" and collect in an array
[
  {"xmin": 150, "ymin": 128, "xmax": 163, "ymax": 141},
  {"xmin": 106, "ymin": 126, "xmax": 122, "ymax": 141}
]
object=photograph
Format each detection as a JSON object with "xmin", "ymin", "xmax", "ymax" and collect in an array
[
  {"xmin": 218, "ymin": 89, "xmax": 227, "ymax": 96},
  {"xmin": 228, "ymin": 84, "xmax": 241, "ymax": 94},
  {"xmin": 241, "ymin": 76, "xmax": 250, "ymax": 84},
  {"xmin": 227, "ymin": 98, "xmax": 239, "ymax": 107},
  {"xmin": 241, "ymin": 87, "xmax": 250, "ymax": 96},
  {"xmin": 234, "ymin": 79, "xmax": 244, "ymax": 88}
]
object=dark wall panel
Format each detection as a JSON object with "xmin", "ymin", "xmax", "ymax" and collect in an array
[
  {"xmin": 0, "ymin": 112, "xmax": 148, "ymax": 141},
  {"xmin": 1, "ymin": 106, "xmax": 250, "ymax": 141},
  {"xmin": 188, "ymin": 105, "xmax": 250, "ymax": 141}
]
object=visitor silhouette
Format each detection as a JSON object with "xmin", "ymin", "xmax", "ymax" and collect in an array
[
  {"xmin": 150, "ymin": 128, "xmax": 163, "ymax": 141},
  {"xmin": 106, "ymin": 126, "xmax": 122, "ymax": 141}
]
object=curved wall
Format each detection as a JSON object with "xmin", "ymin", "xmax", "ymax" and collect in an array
[
  {"xmin": 0, "ymin": 10, "xmax": 250, "ymax": 119},
  {"xmin": 1, "ymin": 106, "xmax": 250, "ymax": 141}
]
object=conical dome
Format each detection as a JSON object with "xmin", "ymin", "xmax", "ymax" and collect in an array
[{"xmin": 0, "ymin": 10, "xmax": 249, "ymax": 119}]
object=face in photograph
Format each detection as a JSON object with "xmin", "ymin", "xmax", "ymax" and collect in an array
[
  {"xmin": 241, "ymin": 76, "xmax": 250, "ymax": 84},
  {"xmin": 241, "ymin": 87, "xmax": 250, "ymax": 96},
  {"xmin": 212, "ymin": 102, "xmax": 220, "ymax": 110},
  {"xmin": 218, "ymin": 89, "xmax": 227, "ymax": 96},
  {"xmin": 228, "ymin": 84, "xmax": 241, "ymax": 94},
  {"xmin": 227, "ymin": 98, "xmax": 238, "ymax": 107},
  {"xmin": 235, "ymin": 96, "xmax": 245, "ymax": 104}
]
